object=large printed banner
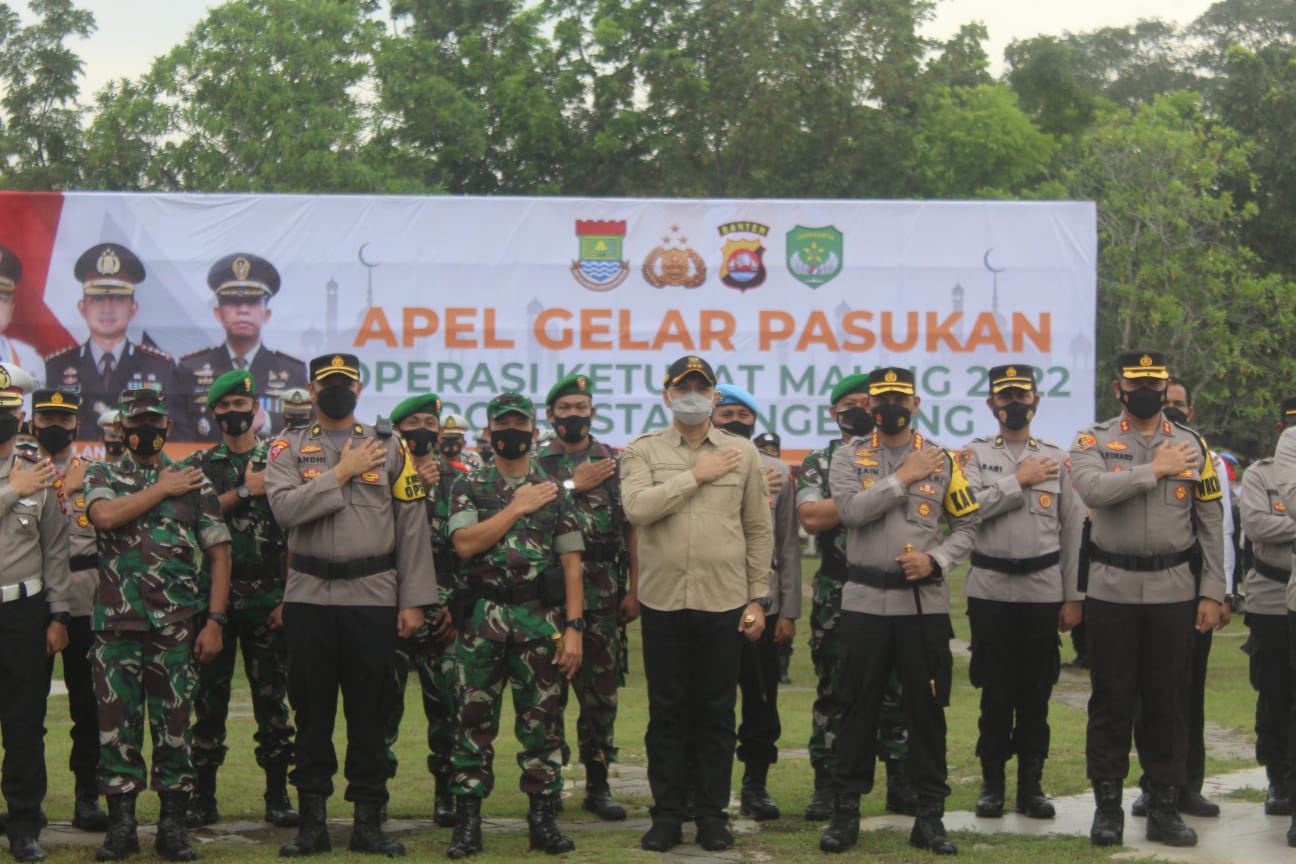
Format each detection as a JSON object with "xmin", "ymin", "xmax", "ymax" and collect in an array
[{"xmin": 0, "ymin": 192, "xmax": 1096, "ymax": 453}]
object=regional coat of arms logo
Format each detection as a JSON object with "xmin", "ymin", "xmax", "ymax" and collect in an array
[
  {"xmin": 643, "ymin": 226, "xmax": 706, "ymax": 289},
  {"xmin": 571, "ymin": 220, "xmax": 629, "ymax": 291},
  {"xmin": 786, "ymin": 225, "xmax": 842, "ymax": 288},
  {"xmin": 717, "ymin": 221, "xmax": 768, "ymax": 292}
]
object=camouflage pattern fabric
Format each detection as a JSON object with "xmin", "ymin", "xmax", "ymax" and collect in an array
[
  {"xmin": 93, "ymin": 619, "xmax": 199, "ymax": 795},
  {"xmin": 84, "ymin": 452, "xmax": 229, "ymax": 631},
  {"xmin": 191, "ymin": 605, "xmax": 293, "ymax": 769},
  {"xmin": 800, "ymin": 441, "xmax": 909, "ymax": 767},
  {"xmin": 561, "ymin": 608, "xmax": 620, "ymax": 766}
]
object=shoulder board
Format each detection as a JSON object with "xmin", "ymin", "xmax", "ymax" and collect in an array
[
  {"xmin": 1033, "ymin": 436, "xmax": 1062, "ymax": 451},
  {"xmin": 967, "ymin": 435, "xmax": 993, "ymax": 445},
  {"xmin": 1253, "ymin": 457, "xmax": 1275, "ymax": 467},
  {"xmin": 628, "ymin": 430, "xmax": 665, "ymax": 446},
  {"xmin": 374, "ymin": 416, "xmax": 392, "ymax": 438},
  {"xmin": 42, "ymin": 343, "xmax": 80, "ymax": 362},
  {"xmin": 1091, "ymin": 417, "xmax": 1117, "ymax": 431},
  {"xmin": 134, "ymin": 343, "xmax": 172, "ymax": 361},
  {"xmin": 180, "ymin": 346, "xmax": 214, "ymax": 361}
]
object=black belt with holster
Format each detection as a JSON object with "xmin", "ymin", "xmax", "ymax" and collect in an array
[
  {"xmin": 847, "ymin": 564, "xmax": 928, "ymax": 591},
  {"xmin": 478, "ymin": 580, "xmax": 544, "ymax": 606},
  {"xmin": 970, "ymin": 551, "xmax": 1061, "ymax": 576},
  {"xmin": 290, "ymin": 552, "xmax": 396, "ymax": 581},
  {"xmin": 582, "ymin": 541, "xmax": 620, "ymax": 563},
  {"xmin": 70, "ymin": 554, "xmax": 99, "ymax": 572},
  {"xmin": 1089, "ymin": 545, "xmax": 1193, "ymax": 572},
  {"xmin": 1253, "ymin": 558, "xmax": 1292, "ymax": 585}
]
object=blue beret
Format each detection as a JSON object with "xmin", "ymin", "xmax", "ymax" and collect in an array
[{"xmin": 715, "ymin": 384, "xmax": 758, "ymax": 414}]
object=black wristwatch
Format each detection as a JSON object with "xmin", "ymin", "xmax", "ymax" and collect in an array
[
  {"xmin": 565, "ymin": 618, "xmax": 586, "ymax": 631},
  {"xmin": 208, "ymin": 610, "xmax": 230, "ymax": 627},
  {"xmin": 236, "ymin": 485, "xmax": 251, "ymax": 501},
  {"xmin": 50, "ymin": 611, "xmax": 72, "ymax": 625}
]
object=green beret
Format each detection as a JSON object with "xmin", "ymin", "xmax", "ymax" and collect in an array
[
  {"xmin": 391, "ymin": 393, "xmax": 443, "ymax": 424},
  {"xmin": 487, "ymin": 392, "xmax": 535, "ymax": 420},
  {"xmin": 830, "ymin": 373, "xmax": 870, "ymax": 405},
  {"xmin": 206, "ymin": 369, "xmax": 256, "ymax": 408},
  {"xmin": 545, "ymin": 373, "xmax": 593, "ymax": 408}
]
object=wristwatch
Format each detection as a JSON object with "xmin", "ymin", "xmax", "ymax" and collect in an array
[
  {"xmin": 208, "ymin": 611, "xmax": 230, "ymax": 627},
  {"xmin": 236, "ymin": 485, "xmax": 251, "ymax": 501},
  {"xmin": 50, "ymin": 611, "xmax": 72, "ymax": 625},
  {"xmin": 565, "ymin": 618, "xmax": 586, "ymax": 631},
  {"xmin": 562, "ymin": 479, "xmax": 576, "ymax": 491}
]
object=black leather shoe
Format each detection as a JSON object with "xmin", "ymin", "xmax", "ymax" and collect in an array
[
  {"xmin": 279, "ymin": 794, "xmax": 331, "ymax": 858},
  {"xmin": 349, "ymin": 802, "xmax": 404, "ymax": 856},
  {"xmin": 581, "ymin": 762, "xmax": 626, "ymax": 821},
  {"xmin": 184, "ymin": 765, "xmax": 219, "ymax": 829},
  {"xmin": 805, "ymin": 764, "xmax": 833, "ymax": 821},
  {"xmin": 819, "ymin": 795, "xmax": 860, "ymax": 853},
  {"xmin": 264, "ymin": 766, "xmax": 299, "ymax": 828},
  {"xmin": 1177, "ymin": 789, "xmax": 1220, "ymax": 818},
  {"xmin": 1267, "ymin": 784, "xmax": 1293, "ymax": 816},
  {"xmin": 739, "ymin": 785, "xmax": 780, "ymax": 821},
  {"xmin": 1131, "ymin": 790, "xmax": 1148, "ymax": 818},
  {"xmin": 695, "ymin": 819, "xmax": 733, "ymax": 852},
  {"xmin": 96, "ymin": 795, "xmax": 140, "ymax": 862},
  {"xmin": 155, "ymin": 792, "xmax": 198, "ymax": 862},
  {"xmin": 526, "ymin": 793, "xmax": 574, "ymax": 855},
  {"xmin": 1015, "ymin": 755, "xmax": 1055, "ymax": 819},
  {"xmin": 433, "ymin": 773, "xmax": 458, "ymax": 827},
  {"xmin": 975, "ymin": 760, "xmax": 1005, "ymax": 818},
  {"xmin": 73, "ymin": 796, "xmax": 111, "ymax": 832},
  {"xmin": 1147, "ymin": 785, "xmax": 1197, "ymax": 847},
  {"xmin": 445, "ymin": 797, "xmax": 482, "ymax": 860},
  {"xmin": 1089, "ymin": 780, "xmax": 1123, "ymax": 847},
  {"xmin": 639, "ymin": 821, "xmax": 681, "ymax": 853},
  {"xmin": 909, "ymin": 803, "xmax": 956, "ymax": 856},
  {"xmin": 6, "ymin": 825, "xmax": 45, "ymax": 863}
]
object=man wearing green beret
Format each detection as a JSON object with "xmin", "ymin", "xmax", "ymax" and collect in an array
[
  {"xmin": 796, "ymin": 373, "xmax": 915, "ymax": 821},
  {"xmin": 183, "ymin": 370, "xmax": 297, "ymax": 831},
  {"xmin": 384, "ymin": 393, "xmax": 464, "ymax": 827},
  {"xmin": 536, "ymin": 373, "xmax": 638, "ymax": 821}
]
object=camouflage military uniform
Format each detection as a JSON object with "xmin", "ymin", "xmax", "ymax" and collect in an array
[
  {"xmin": 386, "ymin": 456, "xmax": 464, "ymax": 779},
  {"xmin": 448, "ymin": 460, "xmax": 584, "ymax": 798},
  {"xmin": 84, "ymin": 452, "xmax": 230, "ymax": 795},
  {"xmin": 536, "ymin": 437, "xmax": 625, "ymax": 768},
  {"xmin": 798, "ymin": 441, "xmax": 909, "ymax": 770},
  {"xmin": 186, "ymin": 438, "xmax": 293, "ymax": 771}
]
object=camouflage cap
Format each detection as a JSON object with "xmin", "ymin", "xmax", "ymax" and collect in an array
[
  {"xmin": 391, "ymin": 393, "xmax": 443, "ymax": 424},
  {"xmin": 119, "ymin": 384, "xmax": 168, "ymax": 418},
  {"xmin": 206, "ymin": 369, "xmax": 256, "ymax": 408},
  {"xmin": 487, "ymin": 392, "xmax": 535, "ymax": 421},
  {"xmin": 829, "ymin": 373, "xmax": 870, "ymax": 405},
  {"xmin": 545, "ymin": 373, "xmax": 592, "ymax": 408}
]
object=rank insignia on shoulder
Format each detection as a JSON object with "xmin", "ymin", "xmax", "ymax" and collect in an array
[
  {"xmin": 1163, "ymin": 420, "xmax": 1174, "ymax": 435},
  {"xmin": 1075, "ymin": 433, "xmax": 1097, "ymax": 451},
  {"xmin": 76, "ymin": 514, "xmax": 89, "ymax": 528}
]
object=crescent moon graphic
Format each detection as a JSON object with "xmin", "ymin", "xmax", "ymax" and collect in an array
[
  {"xmin": 983, "ymin": 248, "xmax": 1006, "ymax": 274},
  {"xmin": 358, "ymin": 243, "xmax": 377, "ymax": 268}
]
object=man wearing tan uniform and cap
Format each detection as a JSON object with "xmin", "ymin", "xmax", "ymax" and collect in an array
[{"xmin": 1070, "ymin": 349, "xmax": 1224, "ymax": 850}]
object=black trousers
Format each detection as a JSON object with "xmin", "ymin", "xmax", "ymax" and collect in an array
[
  {"xmin": 0, "ymin": 594, "xmax": 50, "ymax": 825},
  {"xmin": 1245, "ymin": 613, "xmax": 1291, "ymax": 769},
  {"xmin": 283, "ymin": 603, "xmax": 398, "ymax": 805},
  {"xmin": 831, "ymin": 612, "xmax": 953, "ymax": 803},
  {"xmin": 641, "ymin": 605, "xmax": 743, "ymax": 825},
  {"xmin": 967, "ymin": 598, "xmax": 1061, "ymax": 762},
  {"xmin": 737, "ymin": 617, "xmax": 781, "ymax": 766},
  {"xmin": 47, "ymin": 615, "xmax": 100, "ymax": 793},
  {"xmin": 1086, "ymin": 598, "xmax": 1195, "ymax": 785},
  {"xmin": 1133, "ymin": 626, "xmax": 1211, "ymax": 791}
]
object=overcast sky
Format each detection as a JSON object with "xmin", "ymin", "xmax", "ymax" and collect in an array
[{"xmin": 28, "ymin": 0, "xmax": 1220, "ymax": 99}]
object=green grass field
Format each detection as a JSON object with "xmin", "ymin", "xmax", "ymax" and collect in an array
[{"xmin": 32, "ymin": 558, "xmax": 1256, "ymax": 861}]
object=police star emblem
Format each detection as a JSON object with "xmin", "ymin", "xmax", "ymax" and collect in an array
[
  {"xmin": 97, "ymin": 247, "xmax": 121, "ymax": 276},
  {"xmin": 786, "ymin": 225, "xmax": 842, "ymax": 289},
  {"xmin": 643, "ymin": 226, "xmax": 706, "ymax": 289},
  {"xmin": 233, "ymin": 256, "xmax": 251, "ymax": 281},
  {"xmin": 571, "ymin": 220, "xmax": 629, "ymax": 292},
  {"xmin": 717, "ymin": 221, "xmax": 769, "ymax": 292}
]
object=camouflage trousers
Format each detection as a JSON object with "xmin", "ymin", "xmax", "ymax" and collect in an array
[
  {"xmin": 558, "ymin": 607, "xmax": 620, "ymax": 766},
  {"xmin": 191, "ymin": 606, "xmax": 294, "ymax": 770},
  {"xmin": 92, "ymin": 619, "xmax": 198, "ymax": 796},
  {"xmin": 809, "ymin": 600, "xmax": 908, "ymax": 768},
  {"xmin": 385, "ymin": 611, "xmax": 458, "ymax": 778},
  {"xmin": 451, "ymin": 631, "xmax": 564, "ymax": 798}
]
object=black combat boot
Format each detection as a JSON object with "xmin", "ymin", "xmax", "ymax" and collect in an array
[
  {"xmin": 1089, "ymin": 780, "xmax": 1123, "ymax": 846},
  {"xmin": 739, "ymin": 761, "xmax": 780, "ymax": 821},
  {"xmin": 885, "ymin": 757, "xmax": 918, "ymax": 816},
  {"xmin": 1146, "ymin": 784, "xmax": 1197, "ymax": 847},
  {"xmin": 1287, "ymin": 773, "xmax": 1296, "ymax": 847},
  {"xmin": 433, "ymin": 772, "xmax": 458, "ymax": 828},
  {"xmin": 527, "ymin": 792, "xmax": 574, "ymax": 854},
  {"xmin": 446, "ymin": 797, "xmax": 482, "ymax": 859},
  {"xmin": 777, "ymin": 644, "xmax": 792, "ymax": 684},
  {"xmin": 96, "ymin": 794, "xmax": 140, "ymax": 861},
  {"xmin": 1266, "ymin": 764, "xmax": 1292, "ymax": 816},
  {"xmin": 73, "ymin": 771, "xmax": 110, "ymax": 832},
  {"xmin": 805, "ymin": 764, "xmax": 833, "ymax": 821},
  {"xmin": 909, "ymin": 800, "xmax": 957, "ymax": 855},
  {"xmin": 6, "ymin": 816, "xmax": 45, "ymax": 863},
  {"xmin": 1015, "ymin": 755, "xmax": 1055, "ymax": 819},
  {"xmin": 155, "ymin": 791, "xmax": 198, "ymax": 862},
  {"xmin": 183, "ymin": 765, "xmax": 219, "ymax": 828},
  {"xmin": 263, "ymin": 766, "xmax": 299, "ymax": 827},
  {"xmin": 279, "ymin": 794, "xmax": 330, "ymax": 858},
  {"xmin": 975, "ymin": 759, "xmax": 1005, "ymax": 818},
  {"xmin": 581, "ymin": 762, "xmax": 625, "ymax": 821},
  {"xmin": 349, "ymin": 801, "xmax": 404, "ymax": 856},
  {"xmin": 818, "ymin": 794, "xmax": 860, "ymax": 853},
  {"xmin": 1177, "ymin": 780, "xmax": 1220, "ymax": 818}
]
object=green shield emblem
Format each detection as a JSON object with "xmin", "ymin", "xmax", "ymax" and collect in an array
[{"xmin": 786, "ymin": 225, "xmax": 843, "ymax": 288}]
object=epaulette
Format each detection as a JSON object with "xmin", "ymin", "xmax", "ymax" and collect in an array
[
  {"xmin": 1170, "ymin": 421, "xmax": 1210, "ymax": 455},
  {"xmin": 134, "ymin": 342, "xmax": 173, "ymax": 361},
  {"xmin": 628, "ymin": 430, "xmax": 663, "ymax": 446},
  {"xmin": 1091, "ymin": 417, "xmax": 1118, "ymax": 431},
  {"xmin": 967, "ymin": 435, "xmax": 994, "ymax": 445},
  {"xmin": 1252, "ymin": 456, "xmax": 1274, "ymax": 467},
  {"xmin": 180, "ymin": 346, "xmax": 213, "ymax": 361},
  {"xmin": 374, "ymin": 416, "xmax": 393, "ymax": 438},
  {"xmin": 42, "ymin": 343, "xmax": 80, "ymax": 362}
]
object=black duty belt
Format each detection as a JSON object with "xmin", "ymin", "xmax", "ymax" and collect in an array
[
  {"xmin": 847, "ymin": 565, "xmax": 914, "ymax": 591},
  {"xmin": 478, "ymin": 580, "xmax": 543, "ymax": 606},
  {"xmin": 970, "ymin": 551, "xmax": 1061, "ymax": 576},
  {"xmin": 1089, "ymin": 545, "xmax": 1193, "ymax": 573},
  {"xmin": 70, "ymin": 554, "xmax": 99, "ymax": 572},
  {"xmin": 583, "ymin": 541, "xmax": 620, "ymax": 564},
  {"xmin": 290, "ymin": 553, "xmax": 396, "ymax": 581},
  {"xmin": 1253, "ymin": 558, "xmax": 1292, "ymax": 585}
]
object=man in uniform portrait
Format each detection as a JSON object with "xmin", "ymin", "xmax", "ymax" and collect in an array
[{"xmin": 0, "ymin": 245, "xmax": 44, "ymax": 379}]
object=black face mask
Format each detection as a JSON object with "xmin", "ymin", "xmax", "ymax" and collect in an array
[
  {"xmin": 126, "ymin": 425, "xmax": 168, "ymax": 457},
  {"xmin": 284, "ymin": 414, "xmax": 311, "ymax": 429},
  {"xmin": 104, "ymin": 440, "xmax": 126, "ymax": 457},
  {"xmin": 36, "ymin": 425, "xmax": 77, "ymax": 455},
  {"xmin": 837, "ymin": 406, "xmax": 874, "ymax": 437},
  {"xmin": 873, "ymin": 404, "xmax": 911, "ymax": 436},
  {"xmin": 491, "ymin": 428, "xmax": 532, "ymax": 460},
  {"xmin": 1163, "ymin": 406, "xmax": 1190, "ymax": 426},
  {"xmin": 718, "ymin": 420, "xmax": 755, "ymax": 439},
  {"xmin": 996, "ymin": 401, "xmax": 1035, "ymax": 431},
  {"xmin": 316, "ymin": 386, "xmax": 357, "ymax": 421},
  {"xmin": 439, "ymin": 438, "xmax": 464, "ymax": 459},
  {"xmin": 552, "ymin": 416, "xmax": 591, "ymax": 445},
  {"xmin": 1121, "ymin": 387, "xmax": 1164, "ymax": 420},
  {"xmin": 0, "ymin": 414, "xmax": 19, "ymax": 446},
  {"xmin": 214, "ymin": 409, "xmax": 255, "ymax": 436},
  {"xmin": 402, "ymin": 428, "xmax": 438, "ymax": 457}
]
